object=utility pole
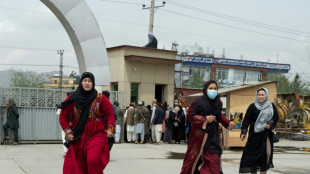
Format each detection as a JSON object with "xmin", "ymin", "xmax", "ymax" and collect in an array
[
  {"xmin": 143, "ymin": 1, "xmax": 165, "ymax": 33},
  {"xmin": 57, "ymin": 50, "xmax": 64, "ymax": 89}
]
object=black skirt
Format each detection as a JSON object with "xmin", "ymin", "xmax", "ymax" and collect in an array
[{"xmin": 239, "ymin": 130, "xmax": 274, "ymax": 173}]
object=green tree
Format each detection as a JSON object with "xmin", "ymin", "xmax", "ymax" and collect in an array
[
  {"xmin": 267, "ymin": 72, "xmax": 291, "ymax": 93},
  {"xmin": 290, "ymin": 74, "xmax": 303, "ymax": 93},
  {"xmin": 10, "ymin": 69, "xmax": 44, "ymax": 88},
  {"xmin": 268, "ymin": 73, "xmax": 310, "ymax": 95},
  {"xmin": 186, "ymin": 70, "xmax": 205, "ymax": 88}
]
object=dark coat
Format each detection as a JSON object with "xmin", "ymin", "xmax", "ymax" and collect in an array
[{"xmin": 6, "ymin": 105, "xmax": 19, "ymax": 129}]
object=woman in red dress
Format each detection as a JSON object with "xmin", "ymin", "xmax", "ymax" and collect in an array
[
  {"xmin": 180, "ymin": 80, "xmax": 236, "ymax": 174},
  {"xmin": 58, "ymin": 72, "xmax": 115, "ymax": 174}
]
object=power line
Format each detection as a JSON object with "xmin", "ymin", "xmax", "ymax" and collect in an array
[
  {"xmin": 0, "ymin": 6, "xmax": 51, "ymax": 14},
  {"xmin": 98, "ymin": 0, "xmax": 310, "ymax": 39},
  {"xmin": 0, "ymin": 45, "xmax": 72, "ymax": 52},
  {"xmin": 159, "ymin": 8, "xmax": 310, "ymax": 44},
  {"xmin": 160, "ymin": 0, "xmax": 310, "ymax": 37},
  {"xmin": 0, "ymin": 63, "xmax": 78, "ymax": 69},
  {"xmin": 100, "ymin": 19, "xmax": 308, "ymax": 56},
  {"xmin": 97, "ymin": 0, "xmax": 142, "ymax": 5}
]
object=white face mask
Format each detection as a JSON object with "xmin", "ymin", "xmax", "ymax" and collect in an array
[{"xmin": 207, "ymin": 90, "xmax": 218, "ymax": 99}]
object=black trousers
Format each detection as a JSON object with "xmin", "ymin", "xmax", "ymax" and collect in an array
[
  {"xmin": 108, "ymin": 137, "xmax": 115, "ymax": 151},
  {"xmin": 3, "ymin": 122, "xmax": 19, "ymax": 142}
]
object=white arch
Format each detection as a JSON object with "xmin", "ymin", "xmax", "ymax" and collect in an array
[{"xmin": 40, "ymin": 0, "xmax": 110, "ymax": 86}]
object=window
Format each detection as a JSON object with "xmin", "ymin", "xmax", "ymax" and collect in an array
[
  {"xmin": 111, "ymin": 83, "xmax": 118, "ymax": 91},
  {"xmin": 216, "ymin": 68, "xmax": 228, "ymax": 81},
  {"xmin": 131, "ymin": 83, "xmax": 139, "ymax": 104}
]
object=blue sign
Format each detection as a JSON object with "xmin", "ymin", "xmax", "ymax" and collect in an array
[{"xmin": 181, "ymin": 56, "xmax": 290, "ymax": 72}]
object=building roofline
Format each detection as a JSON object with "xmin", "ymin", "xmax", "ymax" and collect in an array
[
  {"xmin": 107, "ymin": 45, "xmax": 177, "ymax": 54},
  {"xmin": 125, "ymin": 55, "xmax": 182, "ymax": 64},
  {"xmin": 187, "ymin": 81, "xmax": 277, "ymax": 97}
]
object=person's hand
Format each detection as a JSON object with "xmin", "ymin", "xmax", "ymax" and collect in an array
[
  {"xmin": 207, "ymin": 115, "xmax": 216, "ymax": 123},
  {"xmin": 150, "ymin": 122, "xmax": 154, "ymax": 125},
  {"xmin": 228, "ymin": 122, "xmax": 237, "ymax": 130},
  {"xmin": 193, "ymin": 115, "xmax": 204, "ymax": 121},
  {"xmin": 265, "ymin": 124, "xmax": 271, "ymax": 129},
  {"xmin": 202, "ymin": 120, "xmax": 208, "ymax": 130},
  {"xmin": 67, "ymin": 134, "xmax": 74, "ymax": 141},
  {"xmin": 240, "ymin": 134, "xmax": 246, "ymax": 141},
  {"xmin": 107, "ymin": 129, "xmax": 114, "ymax": 138}
]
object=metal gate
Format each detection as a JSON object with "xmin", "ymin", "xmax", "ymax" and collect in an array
[{"xmin": 0, "ymin": 87, "xmax": 125, "ymax": 143}]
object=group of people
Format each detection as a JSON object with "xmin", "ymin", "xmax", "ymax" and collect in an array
[
  {"xmin": 1, "ymin": 71, "xmax": 279, "ymax": 174},
  {"xmin": 120, "ymin": 99, "xmax": 190, "ymax": 145}
]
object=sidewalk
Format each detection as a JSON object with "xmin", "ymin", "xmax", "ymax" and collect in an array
[{"xmin": 0, "ymin": 140, "xmax": 309, "ymax": 174}]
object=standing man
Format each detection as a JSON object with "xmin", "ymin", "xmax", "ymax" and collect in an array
[
  {"xmin": 141, "ymin": 101, "xmax": 151, "ymax": 143},
  {"xmin": 125, "ymin": 102, "xmax": 135, "ymax": 143},
  {"xmin": 2, "ymin": 99, "xmax": 19, "ymax": 145},
  {"xmin": 151, "ymin": 102, "xmax": 165, "ymax": 145},
  {"xmin": 144, "ymin": 32, "xmax": 158, "ymax": 49},
  {"xmin": 150, "ymin": 99, "xmax": 157, "ymax": 143},
  {"xmin": 114, "ymin": 101, "xmax": 123, "ymax": 144},
  {"xmin": 134, "ymin": 101, "xmax": 146, "ymax": 144}
]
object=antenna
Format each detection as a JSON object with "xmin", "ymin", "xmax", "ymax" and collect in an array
[{"xmin": 307, "ymin": 47, "xmax": 310, "ymax": 64}]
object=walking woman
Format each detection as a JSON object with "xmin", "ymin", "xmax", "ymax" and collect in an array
[
  {"xmin": 2, "ymin": 99, "xmax": 19, "ymax": 145},
  {"xmin": 180, "ymin": 80, "xmax": 236, "ymax": 174},
  {"xmin": 239, "ymin": 87, "xmax": 279, "ymax": 174},
  {"xmin": 58, "ymin": 72, "xmax": 115, "ymax": 174}
]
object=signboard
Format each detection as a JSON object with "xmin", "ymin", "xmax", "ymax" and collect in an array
[{"xmin": 182, "ymin": 56, "xmax": 290, "ymax": 72}]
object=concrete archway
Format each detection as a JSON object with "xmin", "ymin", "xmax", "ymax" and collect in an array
[{"xmin": 41, "ymin": 0, "xmax": 110, "ymax": 86}]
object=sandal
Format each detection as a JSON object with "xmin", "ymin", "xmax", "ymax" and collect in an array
[{"xmin": 12, "ymin": 142, "xmax": 18, "ymax": 146}]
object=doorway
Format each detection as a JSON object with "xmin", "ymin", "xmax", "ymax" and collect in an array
[{"xmin": 155, "ymin": 85, "xmax": 165, "ymax": 102}]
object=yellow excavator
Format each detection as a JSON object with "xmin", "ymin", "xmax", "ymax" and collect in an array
[{"xmin": 275, "ymin": 93, "xmax": 310, "ymax": 134}]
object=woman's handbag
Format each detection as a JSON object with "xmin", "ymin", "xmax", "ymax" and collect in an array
[{"xmin": 273, "ymin": 129, "xmax": 279, "ymax": 143}]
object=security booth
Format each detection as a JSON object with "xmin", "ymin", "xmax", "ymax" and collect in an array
[
  {"xmin": 107, "ymin": 45, "xmax": 181, "ymax": 106},
  {"xmin": 220, "ymin": 81, "xmax": 277, "ymax": 149}
]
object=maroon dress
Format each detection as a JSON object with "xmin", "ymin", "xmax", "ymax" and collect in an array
[
  {"xmin": 180, "ymin": 100, "xmax": 230, "ymax": 174},
  {"xmin": 59, "ymin": 93, "xmax": 115, "ymax": 174}
]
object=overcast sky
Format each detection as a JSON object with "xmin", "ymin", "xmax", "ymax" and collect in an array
[{"xmin": 0, "ymin": 0, "xmax": 309, "ymax": 81}]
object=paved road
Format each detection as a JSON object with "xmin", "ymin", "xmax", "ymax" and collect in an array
[{"xmin": 0, "ymin": 140, "xmax": 309, "ymax": 174}]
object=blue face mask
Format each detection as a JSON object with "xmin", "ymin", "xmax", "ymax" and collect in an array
[{"xmin": 207, "ymin": 90, "xmax": 218, "ymax": 99}]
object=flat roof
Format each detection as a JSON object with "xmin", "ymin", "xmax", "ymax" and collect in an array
[{"xmin": 107, "ymin": 45, "xmax": 177, "ymax": 54}]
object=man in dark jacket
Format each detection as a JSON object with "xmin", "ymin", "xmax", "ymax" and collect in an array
[
  {"xmin": 2, "ymin": 99, "xmax": 19, "ymax": 145},
  {"xmin": 151, "ymin": 102, "xmax": 165, "ymax": 144},
  {"xmin": 145, "ymin": 32, "xmax": 158, "ymax": 49}
]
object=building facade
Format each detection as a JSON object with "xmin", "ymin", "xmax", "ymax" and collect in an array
[
  {"xmin": 176, "ymin": 54, "xmax": 290, "ymax": 88},
  {"xmin": 107, "ymin": 45, "xmax": 180, "ymax": 106},
  {"xmin": 43, "ymin": 74, "xmax": 79, "ymax": 89}
]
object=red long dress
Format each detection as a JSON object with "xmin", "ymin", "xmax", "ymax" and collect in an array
[
  {"xmin": 59, "ymin": 93, "xmax": 115, "ymax": 174},
  {"xmin": 180, "ymin": 102, "xmax": 230, "ymax": 174}
]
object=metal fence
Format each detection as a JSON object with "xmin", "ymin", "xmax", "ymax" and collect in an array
[{"xmin": 0, "ymin": 87, "xmax": 125, "ymax": 143}]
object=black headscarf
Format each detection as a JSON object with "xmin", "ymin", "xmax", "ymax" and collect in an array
[
  {"xmin": 58, "ymin": 72, "xmax": 98, "ymax": 142},
  {"xmin": 192, "ymin": 80, "xmax": 222, "ymax": 120},
  {"xmin": 192, "ymin": 80, "xmax": 223, "ymax": 156}
]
